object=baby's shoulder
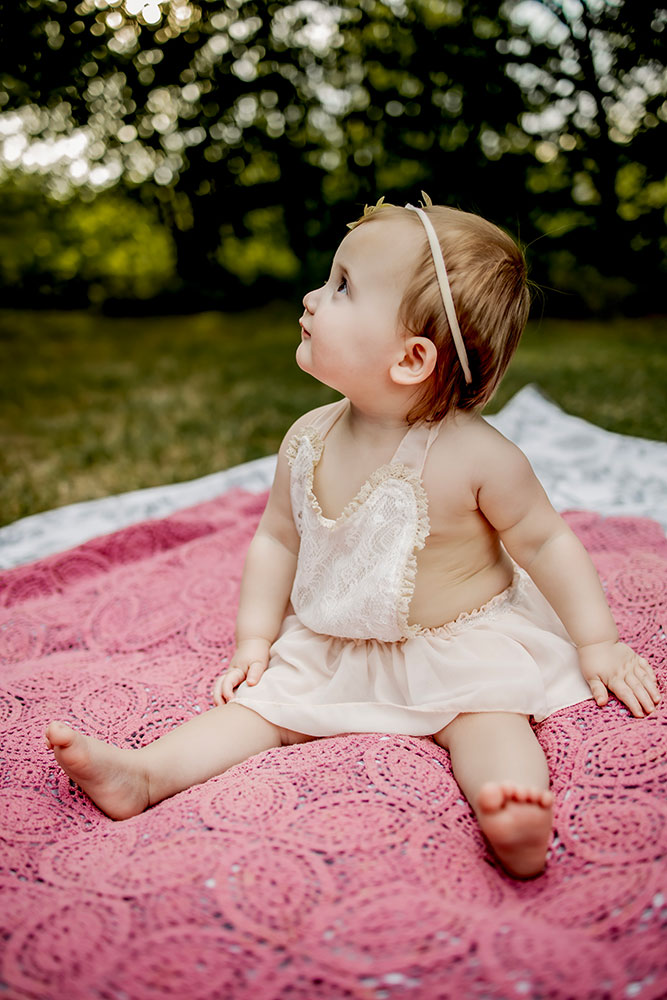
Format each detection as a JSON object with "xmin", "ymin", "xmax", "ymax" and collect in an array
[
  {"xmin": 434, "ymin": 410, "xmax": 517, "ymax": 454},
  {"xmin": 426, "ymin": 412, "xmax": 530, "ymax": 493}
]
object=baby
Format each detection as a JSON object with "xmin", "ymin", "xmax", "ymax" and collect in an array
[{"xmin": 46, "ymin": 196, "xmax": 659, "ymax": 878}]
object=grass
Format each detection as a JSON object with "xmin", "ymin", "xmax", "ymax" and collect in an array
[
  {"xmin": 491, "ymin": 315, "xmax": 667, "ymax": 437},
  {"xmin": 1, "ymin": 307, "xmax": 666, "ymax": 529}
]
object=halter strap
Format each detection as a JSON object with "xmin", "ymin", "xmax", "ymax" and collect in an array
[
  {"xmin": 308, "ymin": 398, "xmax": 349, "ymax": 439},
  {"xmin": 405, "ymin": 204, "xmax": 472, "ymax": 384},
  {"xmin": 310, "ymin": 398, "xmax": 441, "ymax": 476},
  {"xmin": 391, "ymin": 416, "xmax": 444, "ymax": 474}
]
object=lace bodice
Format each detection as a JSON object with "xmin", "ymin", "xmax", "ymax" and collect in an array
[{"xmin": 287, "ymin": 400, "xmax": 439, "ymax": 642}]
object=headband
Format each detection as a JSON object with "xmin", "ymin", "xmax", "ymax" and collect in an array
[{"xmin": 405, "ymin": 204, "xmax": 472, "ymax": 384}]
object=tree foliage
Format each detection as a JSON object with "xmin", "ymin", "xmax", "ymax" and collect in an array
[{"xmin": 0, "ymin": 0, "xmax": 664, "ymax": 313}]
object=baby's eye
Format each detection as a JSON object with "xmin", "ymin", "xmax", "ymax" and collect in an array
[{"xmin": 336, "ymin": 276, "xmax": 348, "ymax": 295}]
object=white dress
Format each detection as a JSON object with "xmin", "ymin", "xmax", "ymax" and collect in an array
[{"xmin": 233, "ymin": 399, "xmax": 592, "ymax": 736}]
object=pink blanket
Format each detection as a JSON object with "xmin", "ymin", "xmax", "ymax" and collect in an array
[{"xmin": 1, "ymin": 491, "xmax": 666, "ymax": 999}]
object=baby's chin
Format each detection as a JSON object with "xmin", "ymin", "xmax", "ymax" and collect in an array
[
  {"xmin": 295, "ymin": 341, "xmax": 315, "ymax": 377},
  {"xmin": 294, "ymin": 345, "xmax": 342, "ymax": 396},
  {"xmin": 295, "ymin": 344, "xmax": 307, "ymax": 369}
]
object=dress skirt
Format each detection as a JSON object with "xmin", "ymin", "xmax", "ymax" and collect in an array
[{"xmin": 232, "ymin": 571, "xmax": 593, "ymax": 738}]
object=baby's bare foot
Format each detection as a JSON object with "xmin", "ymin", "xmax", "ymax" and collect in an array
[
  {"xmin": 45, "ymin": 721, "xmax": 150, "ymax": 820},
  {"xmin": 476, "ymin": 781, "xmax": 553, "ymax": 879}
]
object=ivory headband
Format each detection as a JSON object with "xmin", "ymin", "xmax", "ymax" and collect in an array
[{"xmin": 405, "ymin": 204, "xmax": 472, "ymax": 385}]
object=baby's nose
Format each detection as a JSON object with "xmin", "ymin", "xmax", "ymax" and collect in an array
[{"xmin": 302, "ymin": 287, "xmax": 318, "ymax": 313}]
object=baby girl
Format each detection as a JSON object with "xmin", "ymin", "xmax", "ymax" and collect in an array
[{"xmin": 46, "ymin": 196, "xmax": 659, "ymax": 878}]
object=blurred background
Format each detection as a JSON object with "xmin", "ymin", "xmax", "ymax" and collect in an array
[{"xmin": 1, "ymin": 0, "xmax": 666, "ymax": 527}]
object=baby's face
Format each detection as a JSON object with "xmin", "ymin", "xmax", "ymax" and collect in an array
[{"xmin": 297, "ymin": 217, "xmax": 423, "ymax": 398}]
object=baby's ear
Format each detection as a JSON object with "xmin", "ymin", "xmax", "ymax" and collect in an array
[{"xmin": 390, "ymin": 336, "xmax": 437, "ymax": 386}]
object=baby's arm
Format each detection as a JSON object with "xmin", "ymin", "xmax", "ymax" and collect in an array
[
  {"xmin": 477, "ymin": 430, "xmax": 660, "ymax": 717},
  {"xmin": 213, "ymin": 425, "xmax": 301, "ymax": 704}
]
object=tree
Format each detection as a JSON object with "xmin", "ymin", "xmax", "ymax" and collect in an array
[
  {"xmin": 1, "ymin": 0, "xmax": 334, "ymax": 299},
  {"xmin": 503, "ymin": 0, "xmax": 667, "ymax": 309},
  {"xmin": 0, "ymin": 174, "xmax": 176, "ymax": 304},
  {"xmin": 1, "ymin": 0, "xmax": 664, "ymax": 312},
  {"xmin": 322, "ymin": 2, "xmax": 538, "ymax": 240}
]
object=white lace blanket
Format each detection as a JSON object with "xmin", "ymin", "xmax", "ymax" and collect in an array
[{"xmin": 2, "ymin": 385, "xmax": 665, "ymax": 569}]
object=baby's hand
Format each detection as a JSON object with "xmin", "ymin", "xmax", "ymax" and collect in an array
[
  {"xmin": 212, "ymin": 638, "xmax": 271, "ymax": 705},
  {"xmin": 578, "ymin": 639, "xmax": 660, "ymax": 718}
]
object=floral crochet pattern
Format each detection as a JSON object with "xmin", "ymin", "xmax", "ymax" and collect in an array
[{"xmin": 1, "ymin": 491, "xmax": 666, "ymax": 999}]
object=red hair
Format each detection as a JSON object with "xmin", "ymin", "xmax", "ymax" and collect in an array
[{"xmin": 349, "ymin": 203, "xmax": 531, "ymax": 422}]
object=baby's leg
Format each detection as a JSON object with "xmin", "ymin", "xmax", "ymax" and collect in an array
[
  {"xmin": 434, "ymin": 712, "xmax": 552, "ymax": 879},
  {"xmin": 45, "ymin": 703, "xmax": 294, "ymax": 820}
]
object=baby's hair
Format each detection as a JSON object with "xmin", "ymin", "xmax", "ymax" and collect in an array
[{"xmin": 348, "ymin": 199, "xmax": 531, "ymax": 422}]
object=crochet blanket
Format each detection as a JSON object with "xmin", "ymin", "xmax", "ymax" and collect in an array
[{"xmin": 1, "ymin": 490, "xmax": 666, "ymax": 999}]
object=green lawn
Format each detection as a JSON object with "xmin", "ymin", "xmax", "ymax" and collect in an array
[{"xmin": 2, "ymin": 307, "xmax": 666, "ymax": 528}]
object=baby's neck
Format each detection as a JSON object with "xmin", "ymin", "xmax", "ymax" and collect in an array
[{"xmin": 346, "ymin": 396, "xmax": 412, "ymax": 432}]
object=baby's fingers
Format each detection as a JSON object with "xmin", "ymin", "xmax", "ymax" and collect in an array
[
  {"xmin": 636, "ymin": 659, "xmax": 661, "ymax": 703},
  {"xmin": 220, "ymin": 667, "xmax": 247, "ymax": 703},
  {"xmin": 610, "ymin": 671, "xmax": 659, "ymax": 718},
  {"xmin": 245, "ymin": 660, "xmax": 266, "ymax": 686},
  {"xmin": 633, "ymin": 668, "xmax": 661, "ymax": 715},
  {"xmin": 587, "ymin": 677, "xmax": 609, "ymax": 708},
  {"xmin": 212, "ymin": 673, "xmax": 226, "ymax": 706}
]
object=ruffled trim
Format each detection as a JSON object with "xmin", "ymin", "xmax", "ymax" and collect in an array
[
  {"xmin": 287, "ymin": 426, "xmax": 431, "ymax": 637},
  {"xmin": 395, "ymin": 474, "xmax": 429, "ymax": 636},
  {"xmin": 407, "ymin": 569, "xmax": 527, "ymax": 639},
  {"xmin": 286, "ymin": 426, "xmax": 323, "ymax": 470}
]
